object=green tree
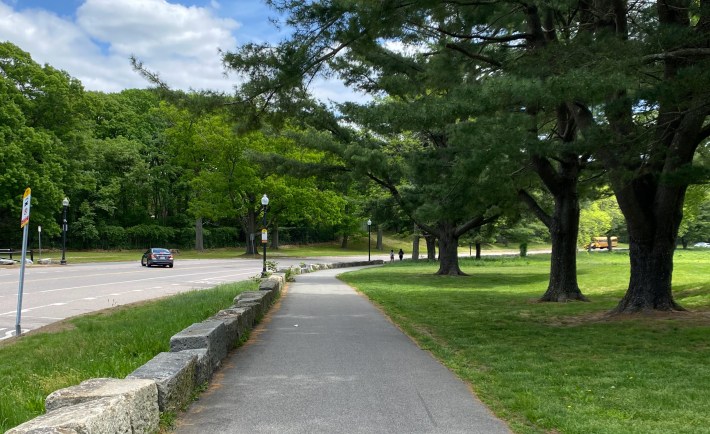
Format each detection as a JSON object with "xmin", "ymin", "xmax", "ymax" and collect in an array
[
  {"xmin": 225, "ymin": 0, "xmax": 709, "ymax": 311},
  {"xmin": 678, "ymin": 185, "xmax": 710, "ymax": 247},
  {"xmin": 80, "ymin": 89, "xmax": 173, "ymax": 247},
  {"xmin": 289, "ymin": 100, "xmax": 511, "ymax": 275},
  {"xmin": 0, "ymin": 42, "xmax": 85, "ymax": 245},
  {"xmin": 223, "ymin": 1, "xmax": 591, "ymax": 291},
  {"xmin": 578, "ymin": 194, "xmax": 625, "ymax": 248}
]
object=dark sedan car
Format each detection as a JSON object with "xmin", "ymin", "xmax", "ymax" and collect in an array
[{"xmin": 141, "ymin": 248, "xmax": 174, "ymax": 268}]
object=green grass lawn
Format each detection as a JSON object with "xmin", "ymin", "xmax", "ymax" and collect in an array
[
  {"xmin": 4, "ymin": 246, "xmax": 708, "ymax": 432},
  {"xmin": 28, "ymin": 236, "xmax": 552, "ymax": 263},
  {"xmin": 339, "ymin": 250, "xmax": 710, "ymax": 434},
  {"xmin": 0, "ymin": 280, "xmax": 258, "ymax": 431}
]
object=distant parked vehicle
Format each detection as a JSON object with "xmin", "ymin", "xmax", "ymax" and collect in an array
[
  {"xmin": 587, "ymin": 236, "xmax": 618, "ymax": 250},
  {"xmin": 693, "ymin": 242, "xmax": 710, "ymax": 248},
  {"xmin": 141, "ymin": 248, "xmax": 174, "ymax": 268}
]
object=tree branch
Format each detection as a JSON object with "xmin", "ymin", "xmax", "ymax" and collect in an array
[
  {"xmin": 366, "ymin": 172, "xmax": 437, "ymax": 236},
  {"xmin": 530, "ymin": 155, "xmax": 563, "ymax": 196},
  {"xmin": 643, "ymin": 48, "xmax": 710, "ymax": 63},
  {"xmin": 518, "ymin": 189, "xmax": 553, "ymax": 229},
  {"xmin": 455, "ymin": 213, "xmax": 500, "ymax": 237},
  {"xmin": 444, "ymin": 43, "xmax": 503, "ymax": 67},
  {"xmin": 430, "ymin": 25, "xmax": 529, "ymax": 43},
  {"xmin": 698, "ymin": 124, "xmax": 710, "ymax": 143}
]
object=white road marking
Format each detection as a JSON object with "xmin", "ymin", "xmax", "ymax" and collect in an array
[
  {"xmin": 0, "ymin": 328, "xmax": 28, "ymax": 340},
  {"xmin": 16, "ymin": 270, "xmax": 258, "ymax": 296}
]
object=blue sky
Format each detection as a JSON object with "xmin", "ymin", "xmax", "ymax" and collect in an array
[{"xmin": 0, "ymin": 0, "xmax": 360, "ymax": 102}]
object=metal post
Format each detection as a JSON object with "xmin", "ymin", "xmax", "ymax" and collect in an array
[
  {"xmin": 262, "ymin": 205, "xmax": 267, "ymax": 277},
  {"xmin": 16, "ymin": 187, "xmax": 32, "ymax": 337},
  {"xmin": 60, "ymin": 201, "xmax": 68, "ymax": 265},
  {"xmin": 367, "ymin": 219, "xmax": 372, "ymax": 261},
  {"xmin": 261, "ymin": 194, "xmax": 269, "ymax": 277},
  {"xmin": 16, "ymin": 220, "xmax": 29, "ymax": 336}
]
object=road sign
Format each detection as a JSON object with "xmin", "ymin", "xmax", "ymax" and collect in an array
[
  {"xmin": 20, "ymin": 188, "xmax": 31, "ymax": 228},
  {"xmin": 16, "ymin": 187, "xmax": 31, "ymax": 337}
]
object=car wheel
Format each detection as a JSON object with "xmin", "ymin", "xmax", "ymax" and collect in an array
[
  {"xmin": 168, "ymin": 264, "xmax": 173, "ymax": 268},
  {"xmin": 141, "ymin": 259, "xmax": 146, "ymax": 266}
]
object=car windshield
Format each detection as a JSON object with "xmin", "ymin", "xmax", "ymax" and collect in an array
[{"xmin": 152, "ymin": 248, "xmax": 171, "ymax": 254}]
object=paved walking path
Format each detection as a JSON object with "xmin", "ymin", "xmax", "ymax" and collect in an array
[{"xmin": 175, "ymin": 267, "xmax": 511, "ymax": 434}]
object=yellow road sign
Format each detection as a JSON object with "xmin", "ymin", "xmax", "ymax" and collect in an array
[{"xmin": 20, "ymin": 188, "xmax": 31, "ymax": 228}]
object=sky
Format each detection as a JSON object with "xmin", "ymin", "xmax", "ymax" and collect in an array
[{"xmin": 0, "ymin": 0, "xmax": 363, "ymax": 103}]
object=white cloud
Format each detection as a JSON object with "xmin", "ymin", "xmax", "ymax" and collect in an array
[
  {"xmin": 0, "ymin": 0, "xmax": 369, "ymax": 103},
  {"xmin": 310, "ymin": 77, "xmax": 371, "ymax": 106},
  {"xmin": 77, "ymin": 0, "xmax": 238, "ymax": 59},
  {"xmin": 0, "ymin": 0, "xmax": 239, "ymax": 92}
]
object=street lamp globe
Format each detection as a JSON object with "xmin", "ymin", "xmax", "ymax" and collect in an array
[
  {"xmin": 63, "ymin": 197, "xmax": 69, "ymax": 207},
  {"xmin": 261, "ymin": 194, "xmax": 269, "ymax": 206}
]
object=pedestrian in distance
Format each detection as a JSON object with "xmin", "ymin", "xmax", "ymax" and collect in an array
[
  {"xmin": 390, "ymin": 249, "xmax": 395, "ymax": 262},
  {"xmin": 398, "ymin": 248, "xmax": 404, "ymax": 261}
]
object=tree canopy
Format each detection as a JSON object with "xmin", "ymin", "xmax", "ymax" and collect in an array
[{"xmin": 223, "ymin": 0, "xmax": 709, "ymax": 311}]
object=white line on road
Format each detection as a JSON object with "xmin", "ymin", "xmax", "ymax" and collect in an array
[
  {"xmin": 18, "ymin": 270, "xmax": 258, "ymax": 296},
  {"xmin": 1, "ymin": 328, "xmax": 28, "ymax": 341}
]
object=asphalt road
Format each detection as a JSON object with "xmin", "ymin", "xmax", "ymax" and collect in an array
[
  {"xmin": 175, "ymin": 267, "xmax": 511, "ymax": 434},
  {"xmin": 0, "ymin": 255, "xmax": 385, "ymax": 341}
]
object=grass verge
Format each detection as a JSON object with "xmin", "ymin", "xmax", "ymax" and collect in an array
[
  {"xmin": 0, "ymin": 280, "xmax": 258, "ymax": 431},
  {"xmin": 339, "ymin": 250, "xmax": 710, "ymax": 434},
  {"xmin": 24, "ymin": 237, "xmax": 559, "ymax": 263}
]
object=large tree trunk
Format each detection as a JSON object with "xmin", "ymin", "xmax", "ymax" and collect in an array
[
  {"xmin": 600, "ymin": 0, "xmax": 704, "ymax": 312},
  {"xmin": 195, "ymin": 217, "xmax": 204, "ymax": 251},
  {"xmin": 475, "ymin": 242, "xmax": 481, "ymax": 260},
  {"xmin": 424, "ymin": 233, "xmax": 437, "ymax": 260},
  {"xmin": 519, "ymin": 154, "xmax": 588, "ymax": 302},
  {"xmin": 412, "ymin": 232, "xmax": 420, "ymax": 260},
  {"xmin": 611, "ymin": 182, "xmax": 687, "ymax": 313},
  {"xmin": 436, "ymin": 225, "xmax": 465, "ymax": 275},
  {"xmin": 613, "ymin": 238, "xmax": 683, "ymax": 312},
  {"xmin": 539, "ymin": 181, "xmax": 588, "ymax": 302}
]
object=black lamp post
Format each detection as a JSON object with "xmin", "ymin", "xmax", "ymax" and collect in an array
[
  {"xmin": 367, "ymin": 219, "xmax": 372, "ymax": 261},
  {"xmin": 261, "ymin": 194, "xmax": 269, "ymax": 277},
  {"xmin": 60, "ymin": 197, "xmax": 69, "ymax": 265}
]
